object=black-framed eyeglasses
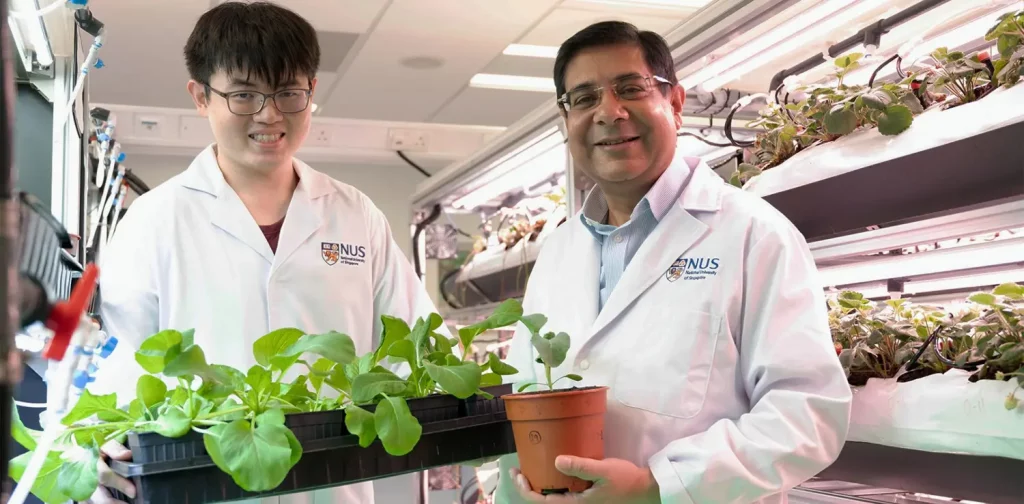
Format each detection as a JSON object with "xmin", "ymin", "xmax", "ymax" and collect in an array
[
  {"xmin": 557, "ymin": 74, "xmax": 673, "ymax": 112},
  {"xmin": 205, "ymin": 85, "xmax": 313, "ymax": 115}
]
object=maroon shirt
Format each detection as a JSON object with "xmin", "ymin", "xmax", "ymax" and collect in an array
[{"xmin": 260, "ymin": 217, "xmax": 285, "ymax": 254}]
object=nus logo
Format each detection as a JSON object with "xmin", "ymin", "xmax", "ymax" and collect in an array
[
  {"xmin": 322, "ymin": 242, "xmax": 367, "ymax": 266},
  {"xmin": 666, "ymin": 256, "xmax": 720, "ymax": 282}
]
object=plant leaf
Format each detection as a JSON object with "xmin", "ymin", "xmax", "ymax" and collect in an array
[
  {"xmin": 10, "ymin": 402, "xmax": 39, "ymax": 450},
  {"xmin": 877, "ymin": 104, "xmax": 914, "ymax": 135},
  {"xmin": 374, "ymin": 396, "xmax": 422, "ymax": 456},
  {"xmin": 969, "ymin": 293, "xmax": 997, "ymax": 306},
  {"xmin": 61, "ymin": 389, "xmax": 119, "ymax": 426},
  {"xmin": 480, "ymin": 373, "xmax": 503, "ymax": 387},
  {"xmin": 137, "ymin": 374, "xmax": 168, "ymax": 409},
  {"xmin": 487, "ymin": 352, "xmax": 518, "ymax": 376},
  {"xmin": 352, "ymin": 371, "xmax": 409, "ymax": 404},
  {"xmin": 344, "ymin": 404, "xmax": 378, "ymax": 448},
  {"xmin": 162, "ymin": 344, "xmax": 209, "ymax": 378},
  {"xmin": 135, "ymin": 329, "xmax": 184, "ymax": 373},
  {"xmin": 152, "ymin": 406, "xmax": 191, "ymax": 437},
  {"xmin": 308, "ymin": 358, "xmax": 335, "ymax": 393},
  {"xmin": 198, "ymin": 364, "xmax": 246, "ymax": 400},
  {"xmin": 253, "ymin": 328, "xmax": 304, "ymax": 369},
  {"xmin": 824, "ymin": 105, "xmax": 857, "ymax": 135},
  {"xmin": 424, "ymin": 362, "xmax": 482, "ymax": 399},
  {"xmin": 387, "ymin": 339, "xmax": 417, "ymax": 367},
  {"xmin": 565, "ymin": 374, "xmax": 583, "ymax": 381},
  {"xmin": 56, "ymin": 444, "xmax": 101, "ymax": 501},
  {"xmin": 281, "ymin": 331, "xmax": 356, "ymax": 366},
  {"xmin": 992, "ymin": 283, "xmax": 1024, "ymax": 299},
  {"xmin": 246, "ymin": 365, "xmax": 273, "ymax": 393},
  {"xmin": 8, "ymin": 450, "xmax": 72, "ymax": 503},
  {"xmin": 203, "ymin": 411, "xmax": 301, "ymax": 492},
  {"xmin": 376, "ymin": 316, "xmax": 412, "ymax": 362},
  {"xmin": 519, "ymin": 313, "xmax": 547, "ymax": 335},
  {"xmin": 531, "ymin": 331, "xmax": 570, "ymax": 368}
]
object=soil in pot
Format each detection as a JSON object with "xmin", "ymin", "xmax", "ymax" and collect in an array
[{"xmin": 502, "ymin": 386, "xmax": 608, "ymax": 495}]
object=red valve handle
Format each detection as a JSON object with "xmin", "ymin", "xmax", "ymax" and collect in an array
[{"xmin": 43, "ymin": 263, "xmax": 100, "ymax": 361}]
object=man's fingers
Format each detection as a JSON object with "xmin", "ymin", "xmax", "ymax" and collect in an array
[
  {"xmin": 97, "ymin": 458, "xmax": 136, "ymax": 499},
  {"xmin": 100, "ymin": 440, "xmax": 132, "ymax": 461},
  {"xmin": 554, "ymin": 456, "xmax": 605, "ymax": 481},
  {"xmin": 86, "ymin": 486, "xmax": 128, "ymax": 504},
  {"xmin": 510, "ymin": 467, "xmax": 583, "ymax": 503}
]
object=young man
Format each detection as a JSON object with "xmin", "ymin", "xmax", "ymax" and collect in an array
[
  {"xmin": 86, "ymin": 3, "xmax": 442, "ymax": 503},
  {"xmin": 496, "ymin": 21, "xmax": 852, "ymax": 503}
]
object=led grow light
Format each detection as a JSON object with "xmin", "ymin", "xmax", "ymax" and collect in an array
[
  {"xmin": 450, "ymin": 127, "xmax": 565, "ymax": 210},
  {"xmin": 679, "ymin": 0, "xmax": 889, "ymax": 92},
  {"xmin": 817, "ymin": 237, "xmax": 1024, "ymax": 288},
  {"xmin": 469, "ymin": 74, "xmax": 556, "ymax": 93}
]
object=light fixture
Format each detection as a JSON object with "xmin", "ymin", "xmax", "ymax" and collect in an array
[
  {"xmin": 576, "ymin": 0, "xmax": 713, "ymax": 8},
  {"xmin": 839, "ymin": 268, "xmax": 1024, "ymax": 299},
  {"xmin": 469, "ymin": 73, "xmax": 556, "ymax": 93},
  {"xmin": 8, "ymin": 0, "xmax": 54, "ymax": 68},
  {"xmin": 679, "ymin": 0, "xmax": 889, "ymax": 92},
  {"xmin": 503, "ymin": 44, "xmax": 559, "ymax": 58},
  {"xmin": 817, "ymin": 238, "xmax": 1024, "ymax": 288},
  {"xmin": 451, "ymin": 127, "xmax": 565, "ymax": 210}
]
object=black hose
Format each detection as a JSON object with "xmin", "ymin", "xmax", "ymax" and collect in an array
[
  {"xmin": 412, "ymin": 204, "xmax": 442, "ymax": 278},
  {"xmin": 677, "ymin": 131, "xmax": 734, "ymax": 148},
  {"xmin": 439, "ymin": 266, "xmax": 463, "ymax": 310},
  {"xmin": 397, "ymin": 150, "xmax": 431, "ymax": 177},
  {"xmin": 868, "ymin": 53, "xmax": 900, "ymax": 88},
  {"xmin": 724, "ymin": 102, "xmax": 756, "ymax": 148},
  {"xmin": 1, "ymin": 0, "xmax": 18, "ymax": 488}
]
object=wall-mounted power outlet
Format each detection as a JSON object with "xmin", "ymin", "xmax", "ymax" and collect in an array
[{"xmin": 388, "ymin": 129, "xmax": 429, "ymax": 151}]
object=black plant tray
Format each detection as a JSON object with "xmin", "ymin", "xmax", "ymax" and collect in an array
[
  {"xmin": 127, "ymin": 384, "xmax": 513, "ymax": 465},
  {"xmin": 110, "ymin": 412, "xmax": 515, "ymax": 504}
]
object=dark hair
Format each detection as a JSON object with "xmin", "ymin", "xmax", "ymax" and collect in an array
[
  {"xmin": 553, "ymin": 21, "xmax": 677, "ymax": 98},
  {"xmin": 184, "ymin": 1, "xmax": 320, "ymax": 89}
]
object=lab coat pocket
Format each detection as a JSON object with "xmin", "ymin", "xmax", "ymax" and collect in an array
[{"xmin": 613, "ymin": 310, "xmax": 723, "ymax": 419}]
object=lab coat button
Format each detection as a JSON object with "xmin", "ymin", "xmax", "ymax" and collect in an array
[
  {"xmin": 613, "ymin": 234, "xmax": 623, "ymax": 243},
  {"xmin": 580, "ymin": 359, "xmax": 590, "ymax": 370}
]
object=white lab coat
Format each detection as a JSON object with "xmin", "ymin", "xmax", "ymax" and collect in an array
[
  {"xmin": 495, "ymin": 158, "xmax": 852, "ymax": 503},
  {"xmin": 90, "ymin": 145, "xmax": 443, "ymax": 504}
]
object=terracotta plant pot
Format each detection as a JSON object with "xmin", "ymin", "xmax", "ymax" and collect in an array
[{"xmin": 502, "ymin": 386, "xmax": 608, "ymax": 494}]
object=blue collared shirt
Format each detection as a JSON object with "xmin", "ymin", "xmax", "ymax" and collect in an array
[{"xmin": 580, "ymin": 156, "xmax": 694, "ymax": 311}]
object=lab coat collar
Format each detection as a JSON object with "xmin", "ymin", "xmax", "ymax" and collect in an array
[
  {"xmin": 579, "ymin": 156, "xmax": 724, "ymax": 348},
  {"xmin": 178, "ymin": 144, "xmax": 333, "ymax": 266}
]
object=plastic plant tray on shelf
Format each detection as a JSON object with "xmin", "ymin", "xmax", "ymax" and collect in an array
[
  {"xmin": 127, "ymin": 384, "xmax": 512, "ymax": 465},
  {"xmin": 108, "ymin": 384, "xmax": 515, "ymax": 503},
  {"xmin": 110, "ymin": 411, "xmax": 515, "ymax": 504}
]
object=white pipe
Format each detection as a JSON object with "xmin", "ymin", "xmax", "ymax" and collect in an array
[
  {"xmin": 57, "ymin": 33, "xmax": 104, "ymax": 130},
  {"xmin": 7, "ymin": 0, "xmax": 64, "ymax": 19}
]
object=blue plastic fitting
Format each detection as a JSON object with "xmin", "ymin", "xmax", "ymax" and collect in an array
[
  {"xmin": 98, "ymin": 336, "xmax": 118, "ymax": 358},
  {"xmin": 73, "ymin": 370, "xmax": 90, "ymax": 389},
  {"xmin": 117, "ymin": 152, "xmax": 126, "ymax": 163},
  {"xmin": 98, "ymin": 133, "xmax": 110, "ymax": 142},
  {"xmin": 94, "ymin": 59, "xmax": 105, "ymax": 69}
]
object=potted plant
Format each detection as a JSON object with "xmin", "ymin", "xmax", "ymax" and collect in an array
[{"xmin": 499, "ymin": 314, "xmax": 607, "ymax": 495}]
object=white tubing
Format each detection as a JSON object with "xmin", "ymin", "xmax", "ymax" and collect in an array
[
  {"xmin": 7, "ymin": 0, "xmax": 64, "ymax": 19},
  {"xmin": 57, "ymin": 33, "xmax": 105, "ymax": 130}
]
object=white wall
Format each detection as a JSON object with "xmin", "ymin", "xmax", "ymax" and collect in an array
[{"xmin": 122, "ymin": 153, "xmax": 427, "ymax": 261}]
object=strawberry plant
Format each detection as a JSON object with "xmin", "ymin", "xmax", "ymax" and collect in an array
[
  {"xmin": 986, "ymin": 9, "xmax": 1024, "ymax": 89},
  {"xmin": 921, "ymin": 47, "xmax": 995, "ymax": 107},
  {"xmin": 963, "ymin": 283, "xmax": 1024, "ymax": 410}
]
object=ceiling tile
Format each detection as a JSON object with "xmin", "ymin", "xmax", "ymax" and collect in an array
[
  {"xmin": 481, "ymin": 54, "xmax": 555, "ymax": 79},
  {"xmin": 270, "ymin": 0, "xmax": 389, "ymax": 33},
  {"xmin": 519, "ymin": 7, "xmax": 685, "ymax": 46},
  {"xmin": 319, "ymin": 0, "xmax": 562, "ymax": 121},
  {"xmin": 429, "ymin": 87, "xmax": 556, "ymax": 127}
]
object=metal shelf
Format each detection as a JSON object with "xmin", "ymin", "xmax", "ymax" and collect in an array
[{"xmin": 816, "ymin": 442, "xmax": 1024, "ymax": 504}]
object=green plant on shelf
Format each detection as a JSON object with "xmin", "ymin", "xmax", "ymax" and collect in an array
[
  {"xmin": 920, "ymin": 48, "xmax": 995, "ymax": 107},
  {"xmin": 733, "ymin": 52, "xmax": 920, "ymax": 187},
  {"xmin": 986, "ymin": 9, "xmax": 1024, "ymax": 89},
  {"xmin": 828, "ymin": 282, "xmax": 1024, "ymax": 411},
  {"xmin": 7, "ymin": 299, "xmax": 540, "ymax": 503}
]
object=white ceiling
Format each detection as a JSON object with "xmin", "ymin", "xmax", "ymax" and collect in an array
[{"xmin": 82, "ymin": 0, "xmax": 704, "ymax": 128}]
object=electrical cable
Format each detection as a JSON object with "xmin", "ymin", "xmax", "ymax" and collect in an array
[
  {"xmin": 412, "ymin": 204, "xmax": 442, "ymax": 278},
  {"xmin": 868, "ymin": 53, "xmax": 901, "ymax": 88},
  {"xmin": 397, "ymin": 150, "xmax": 431, "ymax": 177},
  {"xmin": 677, "ymin": 131, "xmax": 735, "ymax": 147}
]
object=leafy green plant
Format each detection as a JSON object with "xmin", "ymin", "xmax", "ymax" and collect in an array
[
  {"xmin": 513, "ymin": 314, "xmax": 582, "ymax": 392},
  {"xmin": 922, "ymin": 47, "xmax": 995, "ymax": 107},
  {"xmin": 7, "ymin": 299, "xmax": 544, "ymax": 503},
  {"xmin": 735, "ymin": 52, "xmax": 919, "ymax": 184},
  {"xmin": 963, "ymin": 283, "xmax": 1024, "ymax": 409},
  {"xmin": 986, "ymin": 9, "xmax": 1024, "ymax": 89},
  {"xmin": 8, "ymin": 327, "xmax": 354, "ymax": 500}
]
